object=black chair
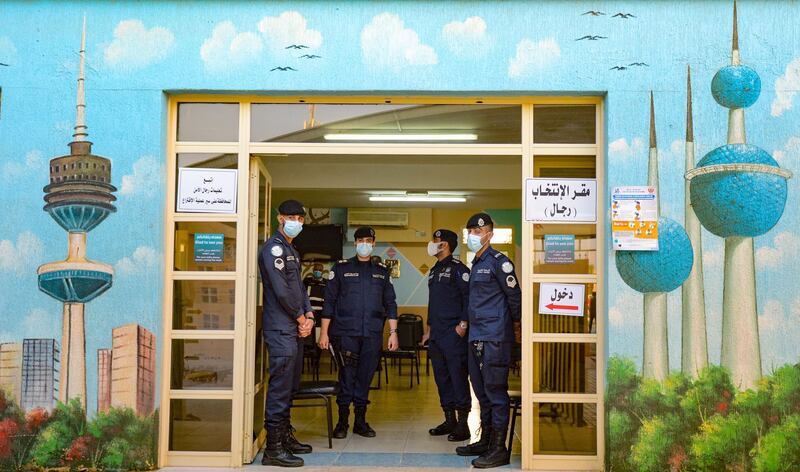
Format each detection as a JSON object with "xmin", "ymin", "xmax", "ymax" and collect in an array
[
  {"xmin": 382, "ymin": 314, "xmax": 423, "ymax": 388},
  {"xmin": 507, "ymin": 390, "xmax": 522, "ymax": 460},
  {"xmin": 290, "ymin": 345, "xmax": 341, "ymax": 448}
]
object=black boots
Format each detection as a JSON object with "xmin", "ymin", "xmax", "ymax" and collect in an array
[
  {"xmin": 353, "ymin": 405, "xmax": 376, "ymax": 437},
  {"xmin": 333, "ymin": 405, "xmax": 349, "ymax": 439},
  {"xmin": 283, "ymin": 421, "xmax": 312, "ymax": 454},
  {"xmin": 471, "ymin": 428, "xmax": 509, "ymax": 468},
  {"xmin": 429, "ymin": 408, "xmax": 456, "ymax": 436},
  {"xmin": 455, "ymin": 422, "xmax": 491, "ymax": 456},
  {"xmin": 261, "ymin": 425, "xmax": 303, "ymax": 467},
  {"xmin": 447, "ymin": 409, "xmax": 471, "ymax": 442}
]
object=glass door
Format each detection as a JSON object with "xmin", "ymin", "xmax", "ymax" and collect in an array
[{"xmin": 243, "ymin": 156, "xmax": 271, "ymax": 462}]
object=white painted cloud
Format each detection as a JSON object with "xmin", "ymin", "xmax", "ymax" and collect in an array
[
  {"xmin": 115, "ymin": 246, "xmax": 160, "ymax": 275},
  {"xmin": 508, "ymin": 38, "xmax": 560, "ymax": 78},
  {"xmin": 257, "ymin": 11, "xmax": 322, "ymax": 50},
  {"xmin": 103, "ymin": 20, "xmax": 175, "ymax": 70},
  {"xmin": 702, "ymin": 246, "xmax": 722, "ymax": 270},
  {"xmin": 771, "ymin": 57, "xmax": 800, "ymax": 117},
  {"xmin": 772, "ymin": 136, "xmax": 799, "ymax": 171},
  {"xmin": 201, "ymin": 21, "xmax": 264, "ymax": 72},
  {"xmin": 120, "ymin": 155, "xmax": 164, "ymax": 197},
  {"xmin": 0, "ymin": 231, "xmax": 45, "ymax": 275},
  {"xmin": 759, "ymin": 298, "xmax": 800, "ymax": 370},
  {"xmin": 361, "ymin": 13, "xmax": 437, "ymax": 70},
  {"xmin": 0, "ymin": 36, "xmax": 17, "ymax": 63},
  {"xmin": 608, "ymin": 137, "xmax": 645, "ymax": 160},
  {"xmin": 609, "ymin": 290, "xmax": 641, "ymax": 328},
  {"xmin": 2, "ymin": 150, "xmax": 44, "ymax": 181},
  {"xmin": 756, "ymin": 232, "xmax": 800, "ymax": 269},
  {"xmin": 442, "ymin": 16, "xmax": 490, "ymax": 57}
]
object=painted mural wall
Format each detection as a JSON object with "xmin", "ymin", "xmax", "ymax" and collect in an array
[{"xmin": 0, "ymin": 1, "xmax": 798, "ymax": 470}]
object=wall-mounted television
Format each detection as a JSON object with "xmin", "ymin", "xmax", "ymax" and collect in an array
[{"xmin": 293, "ymin": 224, "xmax": 344, "ymax": 261}]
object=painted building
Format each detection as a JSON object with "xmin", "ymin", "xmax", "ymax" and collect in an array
[{"xmin": 0, "ymin": 1, "xmax": 798, "ymax": 471}]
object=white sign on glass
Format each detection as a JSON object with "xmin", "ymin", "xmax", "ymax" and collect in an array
[
  {"xmin": 538, "ymin": 283, "xmax": 586, "ymax": 317},
  {"xmin": 177, "ymin": 167, "xmax": 238, "ymax": 213},
  {"xmin": 525, "ymin": 178, "xmax": 597, "ymax": 223}
]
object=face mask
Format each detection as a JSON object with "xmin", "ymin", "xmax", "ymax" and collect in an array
[
  {"xmin": 356, "ymin": 242, "xmax": 373, "ymax": 258},
  {"xmin": 427, "ymin": 241, "xmax": 444, "ymax": 257},
  {"xmin": 283, "ymin": 219, "xmax": 303, "ymax": 238},
  {"xmin": 313, "ymin": 270, "xmax": 322, "ymax": 279},
  {"xmin": 467, "ymin": 234, "xmax": 485, "ymax": 252}
]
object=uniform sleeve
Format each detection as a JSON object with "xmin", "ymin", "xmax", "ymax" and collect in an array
[
  {"xmin": 383, "ymin": 271, "xmax": 398, "ymax": 320},
  {"xmin": 301, "ymin": 280, "xmax": 313, "ymax": 314},
  {"xmin": 495, "ymin": 258, "xmax": 522, "ymax": 322},
  {"xmin": 261, "ymin": 243, "xmax": 302, "ymax": 318},
  {"xmin": 456, "ymin": 265, "xmax": 471, "ymax": 322},
  {"xmin": 321, "ymin": 264, "xmax": 340, "ymax": 319}
]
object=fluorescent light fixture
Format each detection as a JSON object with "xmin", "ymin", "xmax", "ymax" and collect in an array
[
  {"xmin": 324, "ymin": 133, "xmax": 477, "ymax": 141},
  {"xmin": 369, "ymin": 192, "xmax": 466, "ymax": 203}
]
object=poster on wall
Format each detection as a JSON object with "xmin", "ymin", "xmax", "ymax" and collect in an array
[
  {"xmin": 611, "ymin": 186, "xmax": 659, "ymax": 251},
  {"xmin": 177, "ymin": 167, "xmax": 238, "ymax": 213},
  {"xmin": 194, "ymin": 233, "xmax": 224, "ymax": 262},
  {"xmin": 525, "ymin": 178, "xmax": 597, "ymax": 223},
  {"xmin": 544, "ymin": 234, "xmax": 575, "ymax": 264},
  {"xmin": 539, "ymin": 282, "xmax": 585, "ymax": 317}
]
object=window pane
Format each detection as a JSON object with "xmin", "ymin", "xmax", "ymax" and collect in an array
[
  {"xmin": 173, "ymin": 280, "xmax": 235, "ymax": 330},
  {"xmin": 533, "ymin": 343, "xmax": 597, "ymax": 393},
  {"xmin": 174, "ymin": 221, "xmax": 237, "ymax": 271},
  {"xmin": 533, "ymin": 105, "xmax": 595, "ymax": 144},
  {"xmin": 533, "ymin": 283, "xmax": 597, "ymax": 334},
  {"xmin": 534, "ymin": 225, "xmax": 596, "ymax": 274},
  {"xmin": 177, "ymin": 103, "xmax": 239, "ymax": 142},
  {"xmin": 534, "ymin": 155, "xmax": 596, "ymax": 178},
  {"xmin": 170, "ymin": 339, "xmax": 233, "ymax": 390},
  {"xmin": 169, "ymin": 399, "xmax": 231, "ymax": 452},
  {"xmin": 533, "ymin": 402, "xmax": 597, "ymax": 455},
  {"xmin": 251, "ymin": 104, "xmax": 521, "ymax": 143}
]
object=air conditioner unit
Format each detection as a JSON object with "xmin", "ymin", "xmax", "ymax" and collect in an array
[{"xmin": 348, "ymin": 209, "xmax": 409, "ymax": 227}]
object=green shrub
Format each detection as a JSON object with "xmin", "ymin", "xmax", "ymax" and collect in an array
[{"xmin": 753, "ymin": 414, "xmax": 800, "ymax": 472}]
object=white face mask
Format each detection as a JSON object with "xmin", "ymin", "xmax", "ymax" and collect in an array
[{"xmin": 427, "ymin": 241, "xmax": 445, "ymax": 257}]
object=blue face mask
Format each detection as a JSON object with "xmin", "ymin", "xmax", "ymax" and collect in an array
[
  {"xmin": 467, "ymin": 234, "xmax": 484, "ymax": 252},
  {"xmin": 356, "ymin": 242, "xmax": 373, "ymax": 257},
  {"xmin": 313, "ymin": 270, "xmax": 322, "ymax": 279},
  {"xmin": 283, "ymin": 219, "xmax": 303, "ymax": 238}
]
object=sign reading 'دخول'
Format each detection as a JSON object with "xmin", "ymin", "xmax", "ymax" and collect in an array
[
  {"xmin": 525, "ymin": 178, "xmax": 597, "ymax": 223},
  {"xmin": 177, "ymin": 167, "xmax": 238, "ymax": 213},
  {"xmin": 538, "ymin": 282, "xmax": 586, "ymax": 317}
]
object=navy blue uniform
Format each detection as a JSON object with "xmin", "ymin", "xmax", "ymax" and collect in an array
[
  {"xmin": 322, "ymin": 257, "xmax": 397, "ymax": 407},
  {"xmin": 467, "ymin": 246, "xmax": 521, "ymax": 433},
  {"xmin": 258, "ymin": 231, "xmax": 312, "ymax": 430},
  {"xmin": 427, "ymin": 256, "xmax": 471, "ymax": 411}
]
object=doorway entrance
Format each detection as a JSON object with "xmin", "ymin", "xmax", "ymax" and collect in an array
[{"xmin": 159, "ymin": 98, "xmax": 605, "ymax": 471}]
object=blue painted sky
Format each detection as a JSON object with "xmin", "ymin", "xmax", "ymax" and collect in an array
[{"xmin": 0, "ymin": 1, "xmax": 798, "ymax": 413}]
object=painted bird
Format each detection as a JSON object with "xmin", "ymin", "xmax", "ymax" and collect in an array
[
  {"xmin": 270, "ymin": 66, "xmax": 298, "ymax": 72},
  {"xmin": 628, "ymin": 62, "xmax": 649, "ymax": 67},
  {"xmin": 582, "ymin": 10, "xmax": 605, "ymax": 16},
  {"xmin": 285, "ymin": 44, "xmax": 309, "ymax": 50},
  {"xmin": 575, "ymin": 35, "xmax": 607, "ymax": 41},
  {"xmin": 299, "ymin": 54, "xmax": 322, "ymax": 59},
  {"xmin": 612, "ymin": 12, "xmax": 636, "ymax": 18},
  {"xmin": 0, "ymin": 62, "xmax": 9, "ymax": 67},
  {"xmin": 610, "ymin": 66, "xmax": 628, "ymax": 71}
]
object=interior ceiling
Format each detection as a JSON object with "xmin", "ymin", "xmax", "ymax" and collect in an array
[{"xmin": 260, "ymin": 154, "xmax": 522, "ymax": 210}]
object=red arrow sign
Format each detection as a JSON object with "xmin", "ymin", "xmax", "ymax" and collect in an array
[{"xmin": 545, "ymin": 303, "xmax": 579, "ymax": 311}]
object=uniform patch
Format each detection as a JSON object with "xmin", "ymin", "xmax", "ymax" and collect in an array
[
  {"xmin": 477, "ymin": 268, "xmax": 491, "ymax": 274},
  {"xmin": 478, "ymin": 217, "xmax": 485, "ymax": 226},
  {"xmin": 344, "ymin": 272, "xmax": 359, "ymax": 277},
  {"xmin": 286, "ymin": 255, "xmax": 296, "ymax": 262},
  {"xmin": 502, "ymin": 261, "xmax": 514, "ymax": 273},
  {"xmin": 274, "ymin": 258, "xmax": 285, "ymax": 270},
  {"xmin": 506, "ymin": 275, "xmax": 517, "ymax": 288},
  {"xmin": 372, "ymin": 274, "xmax": 385, "ymax": 279},
  {"xmin": 270, "ymin": 245, "xmax": 283, "ymax": 257},
  {"xmin": 462, "ymin": 272, "xmax": 470, "ymax": 282},
  {"xmin": 328, "ymin": 271, "xmax": 335, "ymax": 280}
]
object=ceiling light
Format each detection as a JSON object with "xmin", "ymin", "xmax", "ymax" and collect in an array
[
  {"xmin": 324, "ymin": 133, "xmax": 477, "ymax": 141},
  {"xmin": 369, "ymin": 192, "xmax": 466, "ymax": 203}
]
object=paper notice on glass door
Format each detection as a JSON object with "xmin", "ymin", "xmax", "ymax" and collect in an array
[{"xmin": 611, "ymin": 186, "xmax": 659, "ymax": 251}]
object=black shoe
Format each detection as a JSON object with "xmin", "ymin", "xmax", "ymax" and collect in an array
[
  {"xmin": 333, "ymin": 405, "xmax": 349, "ymax": 439},
  {"xmin": 471, "ymin": 428, "xmax": 509, "ymax": 468},
  {"xmin": 447, "ymin": 409, "xmax": 471, "ymax": 442},
  {"xmin": 353, "ymin": 406, "xmax": 376, "ymax": 438},
  {"xmin": 429, "ymin": 408, "xmax": 456, "ymax": 436},
  {"xmin": 284, "ymin": 422, "xmax": 312, "ymax": 454},
  {"xmin": 455, "ymin": 423, "xmax": 491, "ymax": 456},
  {"xmin": 261, "ymin": 426, "xmax": 304, "ymax": 467}
]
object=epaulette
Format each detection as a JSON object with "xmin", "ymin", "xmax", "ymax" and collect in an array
[
  {"xmin": 377, "ymin": 262, "xmax": 387, "ymax": 268},
  {"xmin": 452, "ymin": 258, "xmax": 464, "ymax": 265},
  {"xmin": 338, "ymin": 259, "xmax": 348, "ymax": 263},
  {"xmin": 493, "ymin": 252, "xmax": 503, "ymax": 259},
  {"xmin": 272, "ymin": 237, "xmax": 283, "ymax": 244}
]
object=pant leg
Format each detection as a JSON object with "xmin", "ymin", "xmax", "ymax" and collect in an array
[
  {"xmin": 292, "ymin": 336, "xmax": 305, "ymax": 394},
  {"xmin": 429, "ymin": 335, "xmax": 455, "ymax": 409},
  {"xmin": 353, "ymin": 334, "xmax": 382, "ymax": 408},
  {"xmin": 482, "ymin": 341, "xmax": 511, "ymax": 433},
  {"xmin": 334, "ymin": 335, "xmax": 359, "ymax": 407},
  {"xmin": 468, "ymin": 341, "xmax": 492, "ymax": 427},
  {"xmin": 444, "ymin": 331, "xmax": 471, "ymax": 411},
  {"xmin": 264, "ymin": 331, "xmax": 299, "ymax": 429}
]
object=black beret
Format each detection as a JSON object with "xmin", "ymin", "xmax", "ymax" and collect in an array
[
  {"xmin": 277, "ymin": 199, "xmax": 305, "ymax": 216},
  {"xmin": 354, "ymin": 226, "xmax": 376, "ymax": 239},
  {"xmin": 433, "ymin": 228, "xmax": 458, "ymax": 252},
  {"xmin": 466, "ymin": 212, "xmax": 493, "ymax": 229}
]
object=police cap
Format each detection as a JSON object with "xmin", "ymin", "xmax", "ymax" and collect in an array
[
  {"xmin": 433, "ymin": 228, "xmax": 458, "ymax": 252},
  {"xmin": 277, "ymin": 199, "xmax": 305, "ymax": 216},
  {"xmin": 466, "ymin": 212, "xmax": 493, "ymax": 229},
  {"xmin": 354, "ymin": 226, "xmax": 376, "ymax": 239}
]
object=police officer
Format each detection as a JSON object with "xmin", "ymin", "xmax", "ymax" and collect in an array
[
  {"xmin": 303, "ymin": 262, "xmax": 327, "ymax": 318},
  {"xmin": 455, "ymin": 213, "xmax": 521, "ymax": 469},
  {"xmin": 318, "ymin": 226, "xmax": 399, "ymax": 438},
  {"xmin": 258, "ymin": 199, "xmax": 316, "ymax": 467},
  {"xmin": 422, "ymin": 229, "xmax": 472, "ymax": 442}
]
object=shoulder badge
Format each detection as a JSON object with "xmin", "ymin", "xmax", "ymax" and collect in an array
[
  {"xmin": 506, "ymin": 275, "xmax": 517, "ymax": 288},
  {"xmin": 462, "ymin": 272, "xmax": 470, "ymax": 282},
  {"xmin": 328, "ymin": 270, "xmax": 335, "ymax": 280},
  {"xmin": 502, "ymin": 261, "xmax": 514, "ymax": 274},
  {"xmin": 270, "ymin": 245, "xmax": 284, "ymax": 257},
  {"xmin": 274, "ymin": 258, "xmax": 285, "ymax": 270}
]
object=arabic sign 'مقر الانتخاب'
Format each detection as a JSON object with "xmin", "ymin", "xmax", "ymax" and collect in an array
[
  {"xmin": 177, "ymin": 167, "xmax": 238, "ymax": 213},
  {"xmin": 525, "ymin": 178, "xmax": 597, "ymax": 223}
]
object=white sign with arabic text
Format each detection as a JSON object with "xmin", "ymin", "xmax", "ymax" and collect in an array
[
  {"xmin": 525, "ymin": 178, "xmax": 597, "ymax": 223},
  {"xmin": 177, "ymin": 167, "xmax": 238, "ymax": 213}
]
